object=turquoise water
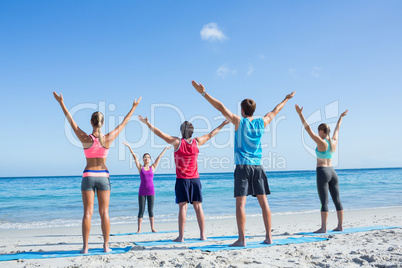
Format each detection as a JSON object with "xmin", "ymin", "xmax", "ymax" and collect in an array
[{"xmin": 0, "ymin": 168, "xmax": 401, "ymax": 229}]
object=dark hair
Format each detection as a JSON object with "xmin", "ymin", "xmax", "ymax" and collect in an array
[
  {"xmin": 241, "ymin": 99, "xmax": 256, "ymax": 116},
  {"xmin": 143, "ymin": 153, "xmax": 151, "ymax": 159},
  {"xmin": 180, "ymin": 121, "xmax": 194, "ymax": 139},
  {"xmin": 91, "ymin": 112, "xmax": 105, "ymax": 147},
  {"xmin": 318, "ymin": 123, "xmax": 333, "ymax": 152}
]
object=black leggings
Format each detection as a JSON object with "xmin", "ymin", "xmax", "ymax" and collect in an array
[
  {"xmin": 316, "ymin": 167, "xmax": 343, "ymax": 212},
  {"xmin": 138, "ymin": 195, "xmax": 155, "ymax": 218}
]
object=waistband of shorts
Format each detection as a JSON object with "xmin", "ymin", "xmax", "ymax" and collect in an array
[
  {"xmin": 316, "ymin": 166, "xmax": 334, "ymax": 170},
  {"xmin": 235, "ymin": 164, "xmax": 264, "ymax": 168},
  {"xmin": 83, "ymin": 170, "xmax": 109, "ymax": 177}
]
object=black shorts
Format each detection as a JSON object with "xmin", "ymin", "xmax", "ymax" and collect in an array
[
  {"xmin": 175, "ymin": 178, "xmax": 202, "ymax": 204},
  {"xmin": 234, "ymin": 165, "xmax": 270, "ymax": 197}
]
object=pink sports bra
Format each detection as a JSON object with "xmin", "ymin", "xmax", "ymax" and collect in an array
[{"xmin": 84, "ymin": 134, "xmax": 109, "ymax": 158}]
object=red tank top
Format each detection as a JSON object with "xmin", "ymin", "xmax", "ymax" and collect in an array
[{"xmin": 174, "ymin": 138, "xmax": 199, "ymax": 179}]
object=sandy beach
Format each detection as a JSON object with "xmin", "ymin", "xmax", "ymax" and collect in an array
[{"xmin": 0, "ymin": 207, "xmax": 401, "ymax": 267}]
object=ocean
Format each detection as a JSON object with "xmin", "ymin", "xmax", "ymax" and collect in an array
[{"xmin": 0, "ymin": 168, "xmax": 401, "ymax": 229}]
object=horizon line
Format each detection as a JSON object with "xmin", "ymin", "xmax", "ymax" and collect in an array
[{"xmin": 1, "ymin": 166, "xmax": 401, "ymax": 179}]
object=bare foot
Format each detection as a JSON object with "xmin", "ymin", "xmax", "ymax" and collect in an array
[
  {"xmin": 151, "ymin": 229, "xmax": 158, "ymax": 233},
  {"xmin": 103, "ymin": 247, "xmax": 112, "ymax": 253},
  {"xmin": 229, "ymin": 239, "xmax": 246, "ymax": 247},
  {"xmin": 200, "ymin": 235, "xmax": 207, "ymax": 240},
  {"xmin": 80, "ymin": 247, "xmax": 89, "ymax": 254},
  {"xmin": 263, "ymin": 235, "xmax": 273, "ymax": 244},
  {"xmin": 333, "ymin": 226, "xmax": 343, "ymax": 231},
  {"xmin": 313, "ymin": 228, "xmax": 327, "ymax": 233},
  {"xmin": 136, "ymin": 229, "xmax": 141, "ymax": 234},
  {"xmin": 173, "ymin": 236, "xmax": 184, "ymax": 242}
]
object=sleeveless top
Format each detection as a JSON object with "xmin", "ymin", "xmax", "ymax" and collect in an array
[
  {"xmin": 234, "ymin": 117, "xmax": 265, "ymax": 165},
  {"xmin": 139, "ymin": 166, "xmax": 155, "ymax": 196},
  {"xmin": 174, "ymin": 138, "xmax": 199, "ymax": 179},
  {"xmin": 315, "ymin": 139, "xmax": 334, "ymax": 159},
  {"xmin": 84, "ymin": 134, "xmax": 109, "ymax": 158}
]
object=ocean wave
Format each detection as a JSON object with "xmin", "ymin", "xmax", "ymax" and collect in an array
[{"xmin": 2, "ymin": 206, "xmax": 401, "ymax": 230}]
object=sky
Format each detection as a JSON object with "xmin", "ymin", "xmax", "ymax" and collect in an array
[{"xmin": 1, "ymin": 0, "xmax": 401, "ymax": 177}]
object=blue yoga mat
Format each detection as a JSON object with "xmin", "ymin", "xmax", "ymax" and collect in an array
[
  {"xmin": 135, "ymin": 235, "xmax": 252, "ymax": 247},
  {"xmin": 0, "ymin": 246, "xmax": 132, "ymax": 262},
  {"xmin": 189, "ymin": 237, "xmax": 329, "ymax": 252},
  {"xmin": 297, "ymin": 226, "xmax": 400, "ymax": 236},
  {"xmin": 111, "ymin": 230, "xmax": 177, "ymax": 236}
]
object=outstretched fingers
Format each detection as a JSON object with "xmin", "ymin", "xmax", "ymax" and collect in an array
[
  {"xmin": 295, "ymin": 104, "xmax": 303, "ymax": 114},
  {"xmin": 133, "ymin": 97, "xmax": 142, "ymax": 107},
  {"xmin": 341, "ymin": 109, "xmax": 348, "ymax": 117},
  {"xmin": 191, "ymin": 80, "xmax": 204, "ymax": 94},
  {"xmin": 53, "ymin": 92, "xmax": 63, "ymax": 103},
  {"xmin": 138, "ymin": 115, "xmax": 149, "ymax": 124},
  {"xmin": 287, "ymin": 91, "xmax": 296, "ymax": 99}
]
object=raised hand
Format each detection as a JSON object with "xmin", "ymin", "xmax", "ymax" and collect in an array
[
  {"xmin": 191, "ymin": 80, "xmax": 205, "ymax": 94},
  {"xmin": 53, "ymin": 92, "xmax": 63, "ymax": 103},
  {"xmin": 133, "ymin": 97, "xmax": 142, "ymax": 108},
  {"xmin": 286, "ymin": 91, "xmax": 296, "ymax": 100},
  {"xmin": 340, "ymin": 110, "xmax": 348, "ymax": 117},
  {"xmin": 295, "ymin": 104, "xmax": 303, "ymax": 114},
  {"xmin": 122, "ymin": 142, "xmax": 131, "ymax": 147},
  {"xmin": 138, "ymin": 115, "xmax": 149, "ymax": 124},
  {"xmin": 222, "ymin": 120, "xmax": 230, "ymax": 126}
]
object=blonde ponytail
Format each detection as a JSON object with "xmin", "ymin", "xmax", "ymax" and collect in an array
[{"xmin": 97, "ymin": 113, "xmax": 105, "ymax": 147}]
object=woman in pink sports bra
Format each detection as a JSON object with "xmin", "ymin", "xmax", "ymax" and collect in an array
[
  {"xmin": 123, "ymin": 142, "xmax": 171, "ymax": 233},
  {"xmin": 53, "ymin": 92, "xmax": 141, "ymax": 254}
]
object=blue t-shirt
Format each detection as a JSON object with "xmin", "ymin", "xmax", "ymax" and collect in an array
[{"xmin": 234, "ymin": 117, "xmax": 265, "ymax": 165}]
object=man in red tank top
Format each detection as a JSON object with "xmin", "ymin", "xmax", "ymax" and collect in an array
[{"xmin": 139, "ymin": 116, "xmax": 228, "ymax": 242}]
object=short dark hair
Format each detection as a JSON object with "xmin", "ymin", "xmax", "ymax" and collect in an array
[
  {"xmin": 143, "ymin": 153, "xmax": 151, "ymax": 159},
  {"xmin": 241, "ymin": 99, "xmax": 256, "ymax": 116},
  {"xmin": 180, "ymin": 121, "xmax": 194, "ymax": 139}
]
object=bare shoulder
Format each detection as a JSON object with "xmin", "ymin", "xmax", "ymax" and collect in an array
[{"xmin": 171, "ymin": 136, "xmax": 181, "ymax": 149}]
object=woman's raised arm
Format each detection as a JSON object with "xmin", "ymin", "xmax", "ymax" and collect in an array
[
  {"xmin": 123, "ymin": 142, "xmax": 142, "ymax": 173},
  {"xmin": 104, "ymin": 97, "xmax": 142, "ymax": 146},
  {"xmin": 295, "ymin": 104, "xmax": 326, "ymax": 147},
  {"xmin": 332, "ymin": 110, "xmax": 348, "ymax": 146},
  {"xmin": 53, "ymin": 92, "xmax": 91, "ymax": 145},
  {"xmin": 152, "ymin": 146, "xmax": 172, "ymax": 170}
]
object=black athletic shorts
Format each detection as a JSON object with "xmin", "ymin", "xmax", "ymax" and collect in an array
[{"xmin": 234, "ymin": 165, "xmax": 270, "ymax": 197}]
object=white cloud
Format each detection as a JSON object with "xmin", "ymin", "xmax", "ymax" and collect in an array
[
  {"xmin": 311, "ymin": 66, "xmax": 322, "ymax": 77},
  {"xmin": 289, "ymin": 68, "xmax": 297, "ymax": 78},
  {"xmin": 200, "ymin": 23, "xmax": 227, "ymax": 42},
  {"xmin": 247, "ymin": 64, "xmax": 254, "ymax": 76},
  {"xmin": 216, "ymin": 65, "xmax": 237, "ymax": 78}
]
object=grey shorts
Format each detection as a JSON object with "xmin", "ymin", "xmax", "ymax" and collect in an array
[
  {"xmin": 81, "ymin": 176, "xmax": 111, "ymax": 191},
  {"xmin": 234, "ymin": 165, "xmax": 270, "ymax": 197}
]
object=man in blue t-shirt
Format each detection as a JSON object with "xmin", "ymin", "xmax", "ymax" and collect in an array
[{"xmin": 192, "ymin": 80, "xmax": 295, "ymax": 246}]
